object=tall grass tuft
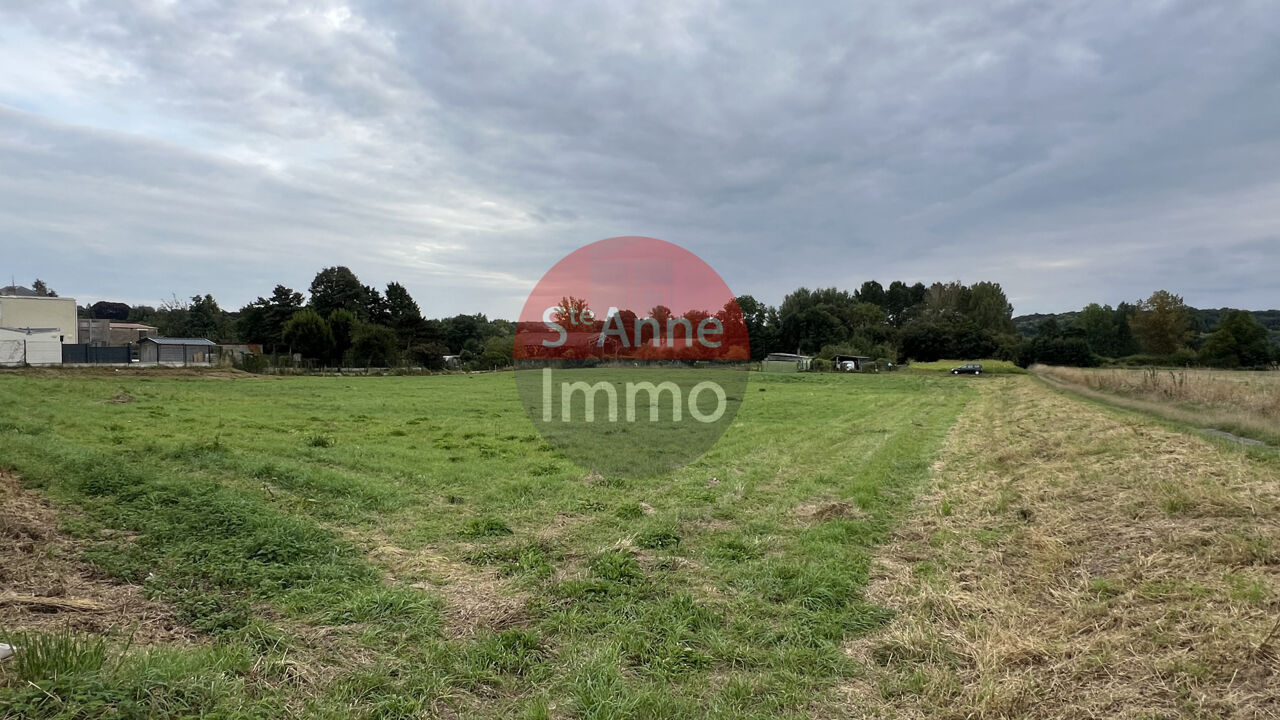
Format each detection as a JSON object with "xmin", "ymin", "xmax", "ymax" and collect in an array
[{"xmin": 1, "ymin": 631, "xmax": 109, "ymax": 683}]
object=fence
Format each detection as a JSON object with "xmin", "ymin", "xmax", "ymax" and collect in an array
[
  {"xmin": 0, "ymin": 339, "xmax": 63, "ymax": 366},
  {"xmin": 62, "ymin": 344, "xmax": 132, "ymax": 364}
]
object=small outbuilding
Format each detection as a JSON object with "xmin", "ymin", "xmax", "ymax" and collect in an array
[
  {"xmin": 138, "ymin": 337, "xmax": 218, "ymax": 366},
  {"xmin": 832, "ymin": 354, "xmax": 874, "ymax": 372},
  {"xmin": 761, "ymin": 352, "xmax": 812, "ymax": 372},
  {"xmin": 109, "ymin": 322, "xmax": 159, "ymax": 345}
]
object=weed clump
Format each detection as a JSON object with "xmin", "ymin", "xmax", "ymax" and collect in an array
[
  {"xmin": 590, "ymin": 550, "xmax": 644, "ymax": 584},
  {"xmin": 462, "ymin": 517, "xmax": 514, "ymax": 538},
  {"xmin": 635, "ymin": 528, "xmax": 681, "ymax": 550}
]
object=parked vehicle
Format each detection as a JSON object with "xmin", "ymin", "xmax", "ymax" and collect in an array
[{"xmin": 951, "ymin": 363, "xmax": 983, "ymax": 375}]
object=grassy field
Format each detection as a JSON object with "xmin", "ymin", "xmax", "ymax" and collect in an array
[
  {"xmin": 1034, "ymin": 364, "xmax": 1280, "ymax": 445},
  {"xmin": 846, "ymin": 376, "xmax": 1280, "ymax": 718},
  {"xmin": 0, "ymin": 369, "xmax": 972, "ymax": 718},
  {"xmin": 902, "ymin": 359, "xmax": 1026, "ymax": 374},
  {"xmin": 3, "ymin": 369, "xmax": 1276, "ymax": 718}
]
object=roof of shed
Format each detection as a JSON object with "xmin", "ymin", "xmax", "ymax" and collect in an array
[
  {"xmin": 140, "ymin": 337, "xmax": 217, "ymax": 346},
  {"xmin": 109, "ymin": 322, "xmax": 159, "ymax": 330}
]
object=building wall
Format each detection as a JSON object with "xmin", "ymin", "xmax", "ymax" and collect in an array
[
  {"xmin": 108, "ymin": 325, "xmax": 157, "ymax": 345},
  {"xmin": 0, "ymin": 328, "xmax": 63, "ymax": 366},
  {"xmin": 0, "ymin": 297, "xmax": 78, "ymax": 343},
  {"xmin": 78, "ymin": 318, "xmax": 111, "ymax": 345},
  {"xmin": 761, "ymin": 359, "xmax": 801, "ymax": 373}
]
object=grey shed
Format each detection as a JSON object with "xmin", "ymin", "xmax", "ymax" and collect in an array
[{"xmin": 138, "ymin": 337, "xmax": 218, "ymax": 366}]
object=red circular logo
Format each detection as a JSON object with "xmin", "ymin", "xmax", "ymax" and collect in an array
[{"xmin": 514, "ymin": 237, "xmax": 750, "ymax": 477}]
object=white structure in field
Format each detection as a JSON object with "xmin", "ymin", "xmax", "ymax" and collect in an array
[{"xmin": 0, "ymin": 327, "xmax": 63, "ymax": 366}]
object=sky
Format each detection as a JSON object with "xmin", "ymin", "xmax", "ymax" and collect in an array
[{"xmin": 2, "ymin": 0, "xmax": 1278, "ymax": 318}]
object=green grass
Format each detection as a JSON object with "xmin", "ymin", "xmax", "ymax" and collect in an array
[
  {"xmin": 0, "ymin": 369, "xmax": 972, "ymax": 718},
  {"xmin": 902, "ymin": 359, "xmax": 1026, "ymax": 374}
]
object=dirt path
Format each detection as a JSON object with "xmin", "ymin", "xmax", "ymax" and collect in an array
[{"xmin": 834, "ymin": 375, "xmax": 1280, "ymax": 718}]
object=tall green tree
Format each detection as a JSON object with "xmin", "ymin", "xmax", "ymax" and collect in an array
[
  {"xmin": 282, "ymin": 309, "xmax": 333, "ymax": 361},
  {"xmin": 92, "ymin": 301, "xmax": 131, "ymax": 321},
  {"xmin": 854, "ymin": 280, "xmax": 885, "ymax": 308},
  {"xmin": 778, "ymin": 287, "xmax": 860, "ymax": 353},
  {"xmin": 841, "ymin": 302, "xmax": 886, "ymax": 332},
  {"xmin": 478, "ymin": 335, "xmax": 514, "ymax": 369},
  {"xmin": 181, "ymin": 294, "xmax": 229, "ymax": 338},
  {"xmin": 442, "ymin": 313, "xmax": 496, "ymax": 354},
  {"xmin": 883, "ymin": 281, "xmax": 926, "ymax": 327},
  {"xmin": 363, "ymin": 285, "xmax": 390, "ymax": 325},
  {"xmin": 966, "ymin": 281, "xmax": 1015, "ymax": 335},
  {"xmin": 1073, "ymin": 303, "xmax": 1119, "ymax": 356},
  {"xmin": 238, "ymin": 285, "xmax": 304, "ymax": 349},
  {"xmin": 1199, "ymin": 310, "xmax": 1271, "ymax": 367},
  {"xmin": 327, "ymin": 309, "xmax": 357, "ymax": 364},
  {"xmin": 920, "ymin": 282, "xmax": 970, "ymax": 320},
  {"xmin": 1113, "ymin": 302, "xmax": 1140, "ymax": 356},
  {"xmin": 727, "ymin": 295, "xmax": 777, "ymax": 360},
  {"xmin": 384, "ymin": 282, "xmax": 423, "ymax": 345},
  {"xmin": 1130, "ymin": 290, "xmax": 1191, "ymax": 355},
  {"xmin": 309, "ymin": 267, "xmax": 367, "ymax": 320}
]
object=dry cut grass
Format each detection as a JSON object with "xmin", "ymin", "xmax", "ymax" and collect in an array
[
  {"xmin": 0, "ymin": 473, "xmax": 193, "ymax": 645},
  {"xmin": 1035, "ymin": 364, "xmax": 1280, "ymax": 444},
  {"xmin": 834, "ymin": 375, "xmax": 1280, "ymax": 718}
]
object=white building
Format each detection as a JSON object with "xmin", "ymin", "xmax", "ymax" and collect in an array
[{"xmin": 0, "ymin": 293, "xmax": 78, "ymax": 344}]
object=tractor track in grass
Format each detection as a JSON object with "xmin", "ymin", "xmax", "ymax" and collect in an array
[{"xmin": 834, "ymin": 375, "xmax": 1280, "ymax": 718}]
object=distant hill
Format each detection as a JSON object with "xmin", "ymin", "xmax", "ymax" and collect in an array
[{"xmin": 1015, "ymin": 308, "xmax": 1280, "ymax": 346}]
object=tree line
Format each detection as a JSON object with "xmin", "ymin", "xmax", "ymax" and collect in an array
[
  {"xmin": 81, "ymin": 267, "xmax": 513, "ymax": 370},
  {"xmin": 1016, "ymin": 291, "xmax": 1278, "ymax": 368},
  {"xmin": 75, "ymin": 272, "xmax": 1277, "ymax": 370}
]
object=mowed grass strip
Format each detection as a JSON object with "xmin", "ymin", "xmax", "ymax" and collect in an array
[
  {"xmin": 0, "ymin": 370, "xmax": 971, "ymax": 719},
  {"xmin": 839, "ymin": 375, "xmax": 1280, "ymax": 718}
]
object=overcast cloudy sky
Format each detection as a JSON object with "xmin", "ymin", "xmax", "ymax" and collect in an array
[{"xmin": 2, "ymin": 1, "xmax": 1277, "ymax": 317}]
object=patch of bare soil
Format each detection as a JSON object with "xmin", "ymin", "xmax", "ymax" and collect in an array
[
  {"xmin": 358, "ymin": 536, "xmax": 531, "ymax": 639},
  {"xmin": 829, "ymin": 376, "xmax": 1280, "ymax": 719},
  {"xmin": 0, "ymin": 473, "xmax": 194, "ymax": 645},
  {"xmin": 791, "ymin": 500, "xmax": 870, "ymax": 523}
]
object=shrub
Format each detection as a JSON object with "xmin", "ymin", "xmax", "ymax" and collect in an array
[{"xmin": 351, "ymin": 323, "xmax": 400, "ymax": 367}]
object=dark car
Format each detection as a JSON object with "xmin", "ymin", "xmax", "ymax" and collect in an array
[{"xmin": 950, "ymin": 363, "xmax": 983, "ymax": 375}]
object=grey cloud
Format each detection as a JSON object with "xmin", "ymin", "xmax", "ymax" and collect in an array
[{"xmin": 1, "ymin": 0, "xmax": 1278, "ymax": 316}]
